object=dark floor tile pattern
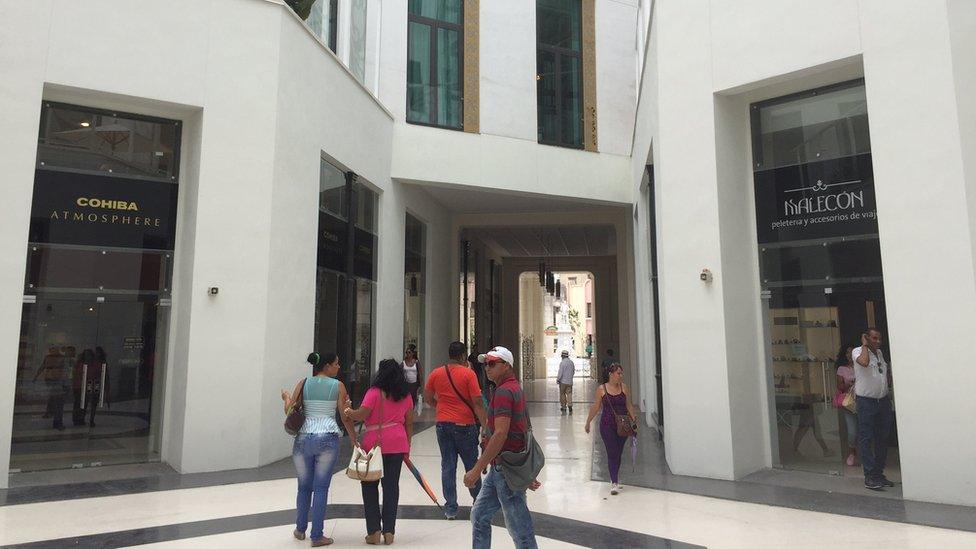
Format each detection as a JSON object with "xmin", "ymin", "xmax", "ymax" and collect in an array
[
  {"xmin": 590, "ymin": 426, "xmax": 976, "ymax": 533},
  {"xmin": 1, "ymin": 421, "xmax": 438, "ymax": 507},
  {"xmin": 2, "ymin": 504, "xmax": 701, "ymax": 548}
]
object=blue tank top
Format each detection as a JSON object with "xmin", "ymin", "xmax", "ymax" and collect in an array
[{"xmin": 300, "ymin": 376, "xmax": 341, "ymax": 434}]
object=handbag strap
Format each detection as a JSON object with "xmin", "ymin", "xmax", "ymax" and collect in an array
[
  {"xmin": 444, "ymin": 364, "xmax": 480, "ymax": 426},
  {"xmin": 292, "ymin": 378, "xmax": 307, "ymax": 414},
  {"xmin": 602, "ymin": 384, "xmax": 624, "ymax": 421}
]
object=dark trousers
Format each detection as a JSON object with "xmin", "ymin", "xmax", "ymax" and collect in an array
[
  {"xmin": 45, "ymin": 381, "xmax": 65, "ymax": 428},
  {"xmin": 435, "ymin": 422, "xmax": 481, "ymax": 516},
  {"xmin": 856, "ymin": 395, "xmax": 893, "ymax": 482},
  {"xmin": 361, "ymin": 453, "xmax": 404, "ymax": 535},
  {"xmin": 600, "ymin": 419, "xmax": 627, "ymax": 484}
]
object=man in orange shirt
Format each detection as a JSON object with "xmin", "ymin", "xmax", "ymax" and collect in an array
[{"xmin": 425, "ymin": 341, "xmax": 488, "ymax": 520}]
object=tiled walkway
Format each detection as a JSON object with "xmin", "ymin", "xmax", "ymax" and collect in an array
[{"xmin": 2, "ymin": 391, "xmax": 975, "ymax": 548}]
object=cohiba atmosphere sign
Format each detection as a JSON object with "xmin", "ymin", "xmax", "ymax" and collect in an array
[
  {"xmin": 754, "ymin": 153, "xmax": 877, "ymax": 244},
  {"xmin": 30, "ymin": 170, "xmax": 178, "ymax": 250}
]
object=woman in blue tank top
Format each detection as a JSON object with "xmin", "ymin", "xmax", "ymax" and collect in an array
[{"xmin": 281, "ymin": 352, "xmax": 357, "ymax": 546}]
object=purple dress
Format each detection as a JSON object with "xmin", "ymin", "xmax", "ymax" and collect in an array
[{"xmin": 600, "ymin": 388, "xmax": 629, "ymax": 484}]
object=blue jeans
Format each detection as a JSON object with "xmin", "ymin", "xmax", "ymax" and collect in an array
[
  {"xmin": 436, "ymin": 422, "xmax": 482, "ymax": 517},
  {"xmin": 292, "ymin": 432, "xmax": 340, "ymax": 540},
  {"xmin": 856, "ymin": 396, "xmax": 893, "ymax": 482},
  {"xmin": 471, "ymin": 467, "xmax": 537, "ymax": 549}
]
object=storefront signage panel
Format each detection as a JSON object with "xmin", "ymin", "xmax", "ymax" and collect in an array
[
  {"xmin": 316, "ymin": 211, "xmax": 376, "ymax": 282},
  {"xmin": 30, "ymin": 170, "xmax": 178, "ymax": 250},
  {"xmin": 317, "ymin": 211, "xmax": 347, "ymax": 271},
  {"xmin": 754, "ymin": 153, "xmax": 877, "ymax": 244}
]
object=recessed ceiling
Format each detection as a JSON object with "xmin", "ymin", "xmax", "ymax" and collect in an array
[
  {"xmin": 465, "ymin": 225, "xmax": 616, "ymax": 257},
  {"xmin": 409, "ymin": 183, "xmax": 623, "ymax": 214}
]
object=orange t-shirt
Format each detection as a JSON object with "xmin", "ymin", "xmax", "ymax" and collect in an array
[{"xmin": 425, "ymin": 364, "xmax": 482, "ymax": 424}]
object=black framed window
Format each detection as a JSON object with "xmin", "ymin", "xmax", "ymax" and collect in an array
[
  {"xmin": 536, "ymin": 0, "xmax": 583, "ymax": 148},
  {"xmin": 406, "ymin": 0, "xmax": 463, "ymax": 129}
]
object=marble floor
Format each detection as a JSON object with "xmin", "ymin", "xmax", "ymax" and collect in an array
[{"xmin": 2, "ymin": 395, "xmax": 976, "ymax": 548}]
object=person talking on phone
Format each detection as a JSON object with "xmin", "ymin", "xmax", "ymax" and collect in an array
[{"xmin": 853, "ymin": 327, "xmax": 894, "ymax": 491}]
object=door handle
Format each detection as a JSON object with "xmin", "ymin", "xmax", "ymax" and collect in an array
[{"xmin": 821, "ymin": 362, "xmax": 829, "ymax": 406}]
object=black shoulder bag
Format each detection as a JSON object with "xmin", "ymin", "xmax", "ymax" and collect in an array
[{"xmin": 444, "ymin": 365, "xmax": 481, "ymax": 427}]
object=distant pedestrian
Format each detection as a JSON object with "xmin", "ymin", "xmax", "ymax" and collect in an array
[
  {"xmin": 424, "ymin": 341, "xmax": 487, "ymax": 520},
  {"xmin": 585, "ymin": 362, "xmax": 638, "ymax": 495},
  {"xmin": 466, "ymin": 346, "xmax": 539, "ymax": 549},
  {"xmin": 556, "ymin": 350, "xmax": 575, "ymax": 414},
  {"xmin": 343, "ymin": 359, "xmax": 415, "ymax": 545},
  {"xmin": 281, "ymin": 352, "xmax": 357, "ymax": 546},
  {"xmin": 853, "ymin": 328, "xmax": 894, "ymax": 491},
  {"xmin": 401, "ymin": 345, "xmax": 423, "ymax": 411},
  {"xmin": 600, "ymin": 348, "xmax": 616, "ymax": 373}
]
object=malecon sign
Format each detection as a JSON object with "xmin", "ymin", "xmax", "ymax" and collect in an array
[
  {"xmin": 754, "ymin": 153, "xmax": 877, "ymax": 244},
  {"xmin": 29, "ymin": 169, "xmax": 178, "ymax": 250}
]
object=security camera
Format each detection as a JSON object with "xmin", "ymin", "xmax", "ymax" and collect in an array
[{"xmin": 700, "ymin": 269, "xmax": 712, "ymax": 283}]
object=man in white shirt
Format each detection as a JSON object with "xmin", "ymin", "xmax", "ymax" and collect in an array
[
  {"xmin": 556, "ymin": 350, "xmax": 575, "ymax": 414},
  {"xmin": 852, "ymin": 327, "xmax": 894, "ymax": 491}
]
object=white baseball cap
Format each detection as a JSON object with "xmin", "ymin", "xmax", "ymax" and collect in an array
[
  {"xmin": 560, "ymin": 349, "xmax": 569, "ymax": 357},
  {"xmin": 478, "ymin": 346, "xmax": 514, "ymax": 365}
]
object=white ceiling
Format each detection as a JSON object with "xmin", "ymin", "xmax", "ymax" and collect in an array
[
  {"xmin": 411, "ymin": 183, "xmax": 623, "ymax": 214},
  {"xmin": 465, "ymin": 225, "xmax": 617, "ymax": 257}
]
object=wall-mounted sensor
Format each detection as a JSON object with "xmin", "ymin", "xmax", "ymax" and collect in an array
[
  {"xmin": 208, "ymin": 287, "xmax": 219, "ymax": 296},
  {"xmin": 700, "ymin": 269, "xmax": 712, "ymax": 283}
]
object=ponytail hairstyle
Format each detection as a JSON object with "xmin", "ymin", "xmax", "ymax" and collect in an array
[
  {"xmin": 308, "ymin": 352, "xmax": 339, "ymax": 375},
  {"xmin": 307, "ymin": 352, "xmax": 323, "ymax": 374}
]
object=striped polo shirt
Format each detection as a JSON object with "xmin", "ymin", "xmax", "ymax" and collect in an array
[{"xmin": 486, "ymin": 373, "xmax": 527, "ymax": 453}]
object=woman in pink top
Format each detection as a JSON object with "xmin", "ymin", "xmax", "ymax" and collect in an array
[
  {"xmin": 834, "ymin": 346, "xmax": 858, "ymax": 467},
  {"xmin": 343, "ymin": 359, "xmax": 414, "ymax": 545}
]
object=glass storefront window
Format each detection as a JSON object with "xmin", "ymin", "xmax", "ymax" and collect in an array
[
  {"xmin": 754, "ymin": 85, "xmax": 871, "ymax": 170},
  {"xmin": 13, "ymin": 103, "xmax": 180, "ymax": 472},
  {"xmin": 404, "ymin": 214, "xmax": 426, "ymax": 358},
  {"xmin": 315, "ymin": 159, "xmax": 377, "ymax": 406},
  {"xmin": 37, "ymin": 103, "xmax": 179, "ymax": 181},
  {"xmin": 752, "ymin": 81, "xmax": 898, "ymax": 479},
  {"xmin": 320, "ymin": 159, "xmax": 347, "ymax": 219}
]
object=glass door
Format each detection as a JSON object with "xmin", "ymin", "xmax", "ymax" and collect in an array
[
  {"xmin": 766, "ymin": 282, "xmax": 895, "ymax": 477},
  {"xmin": 767, "ymin": 288, "xmax": 842, "ymax": 475},
  {"xmin": 11, "ymin": 295, "xmax": 164, "ymax": 472}
]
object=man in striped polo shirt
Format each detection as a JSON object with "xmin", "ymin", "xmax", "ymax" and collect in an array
[{"xmin": 464, "ymin": 346, "xmax": 539, "ymax": 549}]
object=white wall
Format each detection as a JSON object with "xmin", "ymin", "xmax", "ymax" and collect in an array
[
  {"xmin": 629, "ymin": 0, "xmax": 976, "ymax": 504},
  {"xmin": 858, "ymin": 0, "xmax": 976, "ymax": 507},
  {"xmin": 392, "ymin": 124, "xmax": 632, "ymax": 204},
  {"xmin": 256, "ymin": 9, "xmax": 396, "ymax": 465},
  {"xmin": 709, "ymin": 0, "xmax": 861, "ymax": 93},
  {"xmin": 479, "ymin": 0, "xmax": 537, "ymax": 141},
  {"xmin": 0, "ymin": 0, "xmax": 54, "ymax": 487},
  {"xmin": 595, "ymin": 0, "xmax": 638, "ymax": 155},
  {"xmin": 0, "ymin": 0, "xmax": 400, "ymax": 481}
]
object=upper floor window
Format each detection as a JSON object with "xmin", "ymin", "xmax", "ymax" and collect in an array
[
  {"xmin": 536, "ymin": 0, "xmax": 583, "ymax": 148},
  {"xmin": 407, "ymin": 0, "xmax": 463, "ymax": 129},
  {"xmin": 305, "ymin": 0, "xmax": 339, "ymax": 53}
]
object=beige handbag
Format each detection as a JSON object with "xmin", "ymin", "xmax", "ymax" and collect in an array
[
  {"xmin": 345, "ymin": 392, "xmax": 384, "ymax": 482},
  {"xmin": 842, "ymin": 389, "xmax": 857, "ymax": 414}
]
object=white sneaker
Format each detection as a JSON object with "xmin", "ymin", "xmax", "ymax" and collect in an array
[
  {"xmin": 616, "ymin": 483, "xmax": 624, "ymax": 491},
  {"xmin": 610, "ymin": 483, "xmax": 619, "ymax": 495}
]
